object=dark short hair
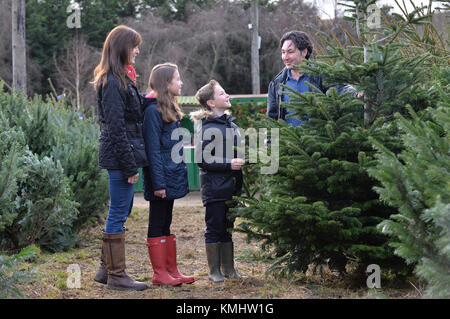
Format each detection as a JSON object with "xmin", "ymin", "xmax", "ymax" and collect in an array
[
  {"xmin": 195, "ymin": 79, "xmax": 219, "ymax": 110},
  {"xmin": 279, "ymin": 31, "xmax": 313, "ymax": 60}
]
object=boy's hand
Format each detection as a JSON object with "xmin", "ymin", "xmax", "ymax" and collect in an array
[
  {"xmin": 154, "ymin": 189, "xmax": 166, "ymax": 198},
  {"xmin": 231, "ymin": 158, "xmax": 244, "ymax": 170}
]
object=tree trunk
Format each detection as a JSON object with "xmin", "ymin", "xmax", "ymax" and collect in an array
[
  {"xmin": 209, "ymin": 43, "xmax": 219, "ymax": 80},
  {"xmin": 75, "ymin": 34, "xmax": 81, "ymax": 112},
  {"xmin": 12, "ymin": 0, "xmax": 27, "ymax": 95},
  {"xmin": 251, "ymin": 0, "xmax": 260, "ymax": 94}
]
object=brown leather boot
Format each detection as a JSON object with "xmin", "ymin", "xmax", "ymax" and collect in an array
[
  {"xmin": 103, "ymin": 231, "xmax": 148, "ymax": 291},
  {"xmin": 93, "ymin": 243, "xmax": 107, "ymax": 284}
]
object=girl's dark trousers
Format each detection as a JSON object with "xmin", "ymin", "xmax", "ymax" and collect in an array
[{"xmin": 147, "ymin": 199, "xmax": 174, "ymax": 238}]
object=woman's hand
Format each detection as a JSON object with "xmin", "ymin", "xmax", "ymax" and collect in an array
[
  {"xmin": 154, "ymin": 189, "xmax": 166, "ymax": 198},
  {"xmin": 231, "ymin": 158, "xmax": 245, "ymax": 170},
  {"xmin": 128, "ymin": 173, "xmax": 139, "ymax": 184}
]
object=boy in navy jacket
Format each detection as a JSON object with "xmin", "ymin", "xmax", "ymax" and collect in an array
[{"xmin": 192, "ymin": 80, "xmax": 244, "ymax": 283}]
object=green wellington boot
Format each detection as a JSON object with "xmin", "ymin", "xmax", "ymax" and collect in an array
[
  {"xmin": 205, "ymin": 243, "xmax": 225, "ymax": 283},
  {"xmin": 220, "ymin": 241, "xmax": 243, "ymax": 279}
]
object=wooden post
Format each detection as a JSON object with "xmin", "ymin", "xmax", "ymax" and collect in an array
[
  {"xmin": 12, "ymin": 0, "xmax": 27, "ymax": 95},
  {"xmin": 251, "ymin": 0, "xmax": 260, "ymax": 94},
  {"xmin": 355, "ymin": 4, "xmax": 371, "ymax": 127}
]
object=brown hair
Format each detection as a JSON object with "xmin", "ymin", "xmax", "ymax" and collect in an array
[
  {"xmin": 148, "ymin": 63, "xmax": 184, "ymax": 123},
  {"xmin": 195, "ymin": 79, "xmax": 219, "ymax": 110},
  {"xmin": 92, "ymin": 25, "xmax": 142, "ymax": 90}
]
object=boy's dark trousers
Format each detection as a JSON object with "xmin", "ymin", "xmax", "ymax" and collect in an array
[
  {"xmin": 204, "ymin": 200, "xmax": 242, "ymax": 282},
  {"xmin": 204, "ymin": 201, "xmax": 233, "ymax": 243}
]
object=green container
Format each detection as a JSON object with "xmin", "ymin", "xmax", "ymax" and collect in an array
[
  {"xmin": 184, "ymin": 146, "xmax": 200, "ymax": 191},
  {"xmin": 135, "ymin": 167, "xmax": 143, "ymax": 192},
  {"xmin": 134, "ymin": 147, "xmax": 200, "ymax": 192}
]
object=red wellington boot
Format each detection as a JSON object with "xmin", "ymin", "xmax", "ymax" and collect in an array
[
  {"xmin": 147, "ymin": 237, "xmax": 182, "ymax": 286},
  {"xmin": 166, "ymin": 234, "xmax": 195, "ymax": 284}
]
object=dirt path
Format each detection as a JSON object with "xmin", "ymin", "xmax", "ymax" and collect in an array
[{"xmin": 19, "ymin": 192, "xmax": 420, "ymax": 299}]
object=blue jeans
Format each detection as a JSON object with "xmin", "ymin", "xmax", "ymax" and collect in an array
[{"xmin": 104, "ymin": 170, "xmax": 135, "ymax": 234}]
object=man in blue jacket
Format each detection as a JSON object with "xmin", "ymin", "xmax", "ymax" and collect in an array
[
  {"xmin": 267, "ymin": 30, "xmax": 357, "ymax": 126},
  {"xmin": 267, "ymin": 31, "xmax": 361, "ymax": 273}
]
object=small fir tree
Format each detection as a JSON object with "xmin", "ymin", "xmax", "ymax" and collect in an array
[
  {"xmin": 0, "ymin": 82, "xmax": 108, "ymax": 252},
  {"xmin": 0, "ymin": 245, "xmax": 40, "ymax": 299},
  {"xmin": 0, "ymin": 109, "xmax": 25, "ymax": 231}
]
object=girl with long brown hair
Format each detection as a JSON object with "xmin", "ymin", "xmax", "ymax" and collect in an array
[
  {"xmin": 92, "ymin": 25, "xmax": 148, "ymax": 291},
  {"xmin": 141, "ymin": 63, "xmax": 194, "ymax": 286}
]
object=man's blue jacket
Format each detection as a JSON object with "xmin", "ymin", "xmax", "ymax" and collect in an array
[{"xmin": 267, "ymin": 67, "xmax": 356, "ymax": 121}]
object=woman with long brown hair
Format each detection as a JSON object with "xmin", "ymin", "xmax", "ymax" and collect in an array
[
  {"xmin": 92, "ymin": 25, "xmax": 148, "ymax": 291},
  {"xmin": 142, "ymin": 63, "xmax": 194, "ymax": 286}
]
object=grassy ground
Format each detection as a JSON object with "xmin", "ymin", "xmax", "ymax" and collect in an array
[{"xmin": 16, "ymin": 203, "xmax": 421, "ymax": 299}]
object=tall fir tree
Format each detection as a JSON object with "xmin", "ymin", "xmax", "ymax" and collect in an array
[{"xmin": 233, "ymin": 0, "xmax": 443, "ymax": 276}]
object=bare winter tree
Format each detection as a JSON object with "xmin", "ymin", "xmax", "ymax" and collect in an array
[
  {"xmin": 130, "ymin": 2, "xmax": 251, "ymax": 95},
  {"xmin": 182, "ymin": 4, "xmax": 240, "ymax": 89},
  {"xmin": 126, "ymin": 1, "xmax": 330, "ymax": 95},
  {"xmin": 127, "ymin": 13, "xmax": 189, "ymax": 92},
  {"xmin": 53, "ymin": 34, "xmax": 100, "ymax": 112}
]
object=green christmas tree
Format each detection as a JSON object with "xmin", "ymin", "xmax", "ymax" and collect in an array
[
  {"xmin": 0, "ymin": 83, "xmax": 108, "ymax": 252},
  {"xmin": 233, "ymin": 0, "xmax": 444, "ymax": 277},
  {"xmin": 0, "ymin": 110, "xmax": 25, "ymax": 231},
  {"xmin": 368, "ymin": 69, "xmax": 449, "ymax": 297}
]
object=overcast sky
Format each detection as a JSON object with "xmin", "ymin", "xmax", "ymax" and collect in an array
[{"xmin": 305, "ymin": 0, "xmax": 442, "ymax": 19}]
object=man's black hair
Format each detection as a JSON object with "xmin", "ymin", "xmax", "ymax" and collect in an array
[{"xmin": 279, "ymin": 31, "xmax": 313, "ymax": 60}]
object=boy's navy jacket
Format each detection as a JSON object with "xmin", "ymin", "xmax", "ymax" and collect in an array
[
  {"xmin": 141, "ymin": 97, "xmax": 188, "ymax": 201},
  {"xmin": 190, "ymin": 109, "xmax": 243, "ymax": 206},
  {"xmin": 97, "ymin": 72, "xmax": 147, "ymax": 178}
]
